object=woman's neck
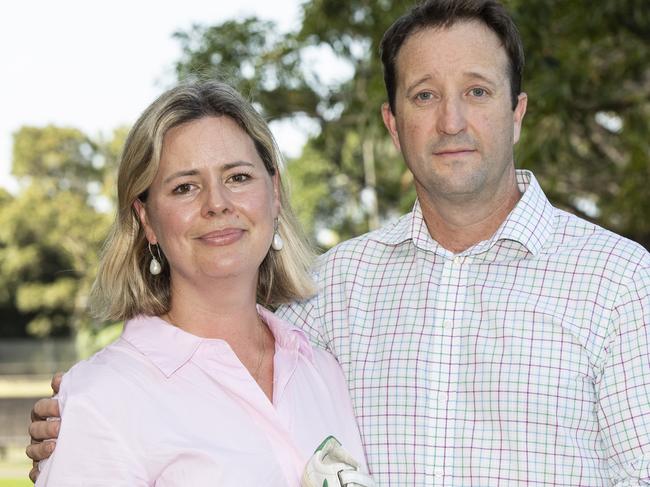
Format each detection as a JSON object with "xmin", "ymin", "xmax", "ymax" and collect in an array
[
  {"xmin": 165, "ymin": 274, "xmax": 260, "ymax": 340},
  {"xmin": 162, "ymin": 274, "xmax": 275, "ymax": 401}
]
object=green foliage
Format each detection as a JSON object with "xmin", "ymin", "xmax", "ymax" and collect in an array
[
  {"xmin": 3, "ymin": 0, "xmax": 648, "ymax": 340},
  {"xmin": 1, "ymin": 127, "xmax": 116, "ymax": 338},
  {"xmin": 12, "ymin": 125, "xmax": 101, "ymax": 193},
  {"xmin": 76, "ymin": 321, "xmax": 124, "ymax": 358},
  {"xmin": 0, "ymin": 182, "xmax": 110, "ymax": 337},
  {"xmin": 286, "ymin": 142, "xmax": 335, "ymax": 238},
  {"xmin": 174, "ymin": 2, "xmax": 413, "ymax": 244},
  {"xmin": 507, "ymin": 0, "xmax": 650, "ymax": 246},
  {"xmin": 0, "ymin": 478, "xmax": 32, "ymax": 487},
  {"xmin": 172, "ymin": 0, "xmax": 649, "ymax": 249},
  {"xmin": 174, "ymin": 18, "xmax": 320, "ymax": 120}
]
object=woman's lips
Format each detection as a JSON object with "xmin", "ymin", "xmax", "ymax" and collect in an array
[{"xmin": 196, "ymin": 228, "xmax": 245, "ymax": 246}]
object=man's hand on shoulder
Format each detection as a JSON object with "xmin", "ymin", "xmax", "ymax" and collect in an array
[{"xmin": 26, "ymin": 372, "xmax": 62, "ymax": 483}]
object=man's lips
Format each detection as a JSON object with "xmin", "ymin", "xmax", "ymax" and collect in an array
[
  {"xmin": 196, "ymin": 228, "xmax": 245, "ymax": 245},
  {"xmin": 433, "ymin": 148, "xmax": 476, "ymax": 156}
]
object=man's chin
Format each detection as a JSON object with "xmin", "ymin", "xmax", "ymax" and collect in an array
[{"xmin": 429, "ymin": 171, "xmax": 485, "ymax": 199}]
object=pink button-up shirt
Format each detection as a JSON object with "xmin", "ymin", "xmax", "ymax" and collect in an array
[{"xmin": 36, "ymin": 307, "xmax": 366, "ymax": 486}]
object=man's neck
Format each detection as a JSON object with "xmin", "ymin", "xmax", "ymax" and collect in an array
[{"xmin": 418, "ymin": 179, "xmax": 522, "ymax": 254}]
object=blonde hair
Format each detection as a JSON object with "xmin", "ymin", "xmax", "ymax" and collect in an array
[{"xmin": 90, "ymin": 80, "xmax": 315, "ymax": 321}]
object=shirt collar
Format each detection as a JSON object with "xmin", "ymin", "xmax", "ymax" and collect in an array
[
  {"xmin": 474, "ymin": 170, "xmax": 554, "ymax": 256},
  {"xmin": 370, "ymin": 202, "xmax": 422, "ymax": 246},
  {"xmin": 256, "ymin": 305, "xmax": 314, "ymax": 362},
  {"xmin": 372, "ymin": 169, "xmax": 554, "ymax": 257},
  {"xmin": 122, "ymin": 306, "xmax": 314, "ymax": 378}
]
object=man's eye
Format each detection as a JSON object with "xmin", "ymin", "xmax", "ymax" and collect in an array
[
  {"xmin": 415, "ymin": 92, "xmax": 433, "ymax": 102},
  {"xmin": 470, "ymin": 88, "xmax": 487, "ymax": 97}
]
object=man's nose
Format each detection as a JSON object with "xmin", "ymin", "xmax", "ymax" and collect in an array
[{"xmin": 436, "ymin": 96, "xmax": 467, "ymax": 135}]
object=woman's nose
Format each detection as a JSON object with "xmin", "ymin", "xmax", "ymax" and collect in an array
[{"xmin": 200, "ymin": 184, "xmax": 232, "ymax": 217}]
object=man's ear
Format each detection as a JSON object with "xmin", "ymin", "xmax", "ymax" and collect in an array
[
  {"xmin": 513, "ymin": 92, "xmax": 528, "ymax": 144},
  {"xmin": 381, "ymin": 102, "xmax": 402, "ymax": 152},
  {"xmin": 133, "ymin": 199, "xmax": 157, "ymax": 244}
]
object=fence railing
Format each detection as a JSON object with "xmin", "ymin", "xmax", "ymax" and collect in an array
[
  {"xmin": 0, "ymin": 339, "xmax": 79, "ymax": 452},
  {"xmin": 0, "ymin": 339, "xmax": 78, "ymax": 376}
]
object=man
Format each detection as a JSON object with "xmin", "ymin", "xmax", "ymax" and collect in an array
[{"xmin": 28, "ymin": 0, "xmax": 650, "ymax": 485}]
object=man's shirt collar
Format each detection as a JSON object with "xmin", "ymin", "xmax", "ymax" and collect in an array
[{"xmin": 372, "ymin": 169, "xmax": 554, "ymax": 257}]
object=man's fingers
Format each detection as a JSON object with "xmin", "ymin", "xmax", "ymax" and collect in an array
[
  {"xmin": 25, "ymin": 439, "xmax": 55, "ymax": 462},
  {"xmin": 28, "ymin": 417, "xmax": 60, "ymax": 442},
  {"xmin": 27, "ymin": 395, "xmax": 60, "ymax": 481},
  {"xmin": 29, "ymin": 464, "xmax": 39, "ymax": 483},
  {"xmin": 51, "ymin": 372, "xmax": 63, "ymax": 394},
  {"xmin": 31, "ymin": 397, "xmax": 60, "ymax": 422}
]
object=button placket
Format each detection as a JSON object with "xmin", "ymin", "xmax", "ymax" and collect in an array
[{"xmin": 424, "ymin": 256, "xmax": 463, "ymax": 483}]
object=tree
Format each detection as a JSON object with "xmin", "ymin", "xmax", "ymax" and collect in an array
[
  {"xmin": 174, "ymin": 18, "xmax": 320, "ymax": 120},
  {"xmin": 0, "ymin": 126, "xmax": 121, "ymax": 338},
  {"xmin": 507, "ymin": 0, "xmax": 650, "ymax": 247},
  {"xmin": 173, "ymin": 6, "xmax": 410, "ymax": 245},
  {"xmin": 293, "ymin": 0, "xmax": 417, "ymax": 240},
  {"xmin": 172, "ymin": 0, "xmax": 650, "ymax": 249},
  {"xmin": 11, "ymin": 125, "xmax": 102, "ymax": 194}
]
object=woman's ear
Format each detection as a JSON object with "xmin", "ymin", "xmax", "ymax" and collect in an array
[
  {"xmin": 271, "ymin": 173, "xmax": 281, "ymax": 218},
  {"xmin": 133, "ymin": 199, "xmax": 157, "ymax": 244}
]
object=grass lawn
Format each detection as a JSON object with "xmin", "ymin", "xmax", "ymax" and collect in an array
[
  {"xmin": 0, "ymin": 478, "xmax": 32, "ymax": 486},
  {"xmin": 1, "ymin": 377, "xmax": 53, "ymax": 486},
  {"xmin": 0, "ymin": 446, "xmax": 32, "ymax": 486}
]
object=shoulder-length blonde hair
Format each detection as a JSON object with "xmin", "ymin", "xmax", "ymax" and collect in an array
[{"xmin": 90, "ymin": 80, "xmax": 315, "ymax": 322}]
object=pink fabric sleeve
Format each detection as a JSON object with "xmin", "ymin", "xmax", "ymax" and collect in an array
[
  {"xmin": 313, "ymin": 350, "xmax": 369, "ymax": 471},
  {"xmin": 35, "ymin": 374, "xmax": 148, "ymax": 486}
]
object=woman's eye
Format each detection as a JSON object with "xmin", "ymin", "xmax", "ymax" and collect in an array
[
  {"xmin": 228, "ymin": 173, "xmax": 251, "ymax": 184},
  {"xmin": 172, "ymin": 183, "xmax": 193, "ymax": 194}
]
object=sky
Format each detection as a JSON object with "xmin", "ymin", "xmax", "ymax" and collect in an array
[{"xmin": 0, "ymin": 0, "xmax": 312, "ymax": 192}]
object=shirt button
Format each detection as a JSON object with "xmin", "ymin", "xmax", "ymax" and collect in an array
[
  {"xmin": 434, "ymin": 466, "xmax": 444, "ymax": 477},
  {"xmin": 438, "ymin": 392, "xmax": 448, "ymax": 403},
  {"xmin": 453, "ymin": 256, "xmax": 461, "ymax": 264},
  {"xmin": 443, "ymin": 320, "xmax": 452, "ymax": 329}
]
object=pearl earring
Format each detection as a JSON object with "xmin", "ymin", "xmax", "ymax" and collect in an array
[
  {"xmin": 271, "ymin": 219, "xmax": 284, "ymax": 251},
  {"xmin": 148, "ymin": 243, "xmax": 163, "ymax": 275}
]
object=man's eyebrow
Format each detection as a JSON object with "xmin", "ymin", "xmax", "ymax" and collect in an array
[
  {"xmin": 463, "ymin": 71, "xmax": 498, "ymax": 88},
  {"xmin": 404, "ymin": 71, "xmax": 500, "ymax": 96},
  {"xmin": 405, "ymin": 75, "xmax": 433, "ymax": 96}
]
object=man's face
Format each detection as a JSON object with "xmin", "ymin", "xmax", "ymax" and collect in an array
[{"xmin": 382, "ymin": 20, "xmax": 527, "ymax": 206}]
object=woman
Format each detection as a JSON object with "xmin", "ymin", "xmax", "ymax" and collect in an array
[{"xmin": 35, "ymin": 80, "xmax": 369, "ymax": 486}]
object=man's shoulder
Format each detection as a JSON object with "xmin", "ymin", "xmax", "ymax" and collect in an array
[
  {"xmin": 315, "ymin": 211, "xmax": 414, "ymax": 268},
  {"xmin": 549, "ymin": 208, "xmax": 649, "ymax": 270}
]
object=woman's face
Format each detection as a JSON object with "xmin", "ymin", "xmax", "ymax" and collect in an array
[{"xmin": 135, "ymin": 115, "xmax": 280, "ymax": 286}]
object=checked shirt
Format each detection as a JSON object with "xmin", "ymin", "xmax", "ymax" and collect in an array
[{"xmin": 278, "ymin": 170, "xmax": 650, "ymax": 486}]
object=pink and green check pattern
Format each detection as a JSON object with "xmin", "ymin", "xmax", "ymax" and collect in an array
[{"xmin": 278, "ymin": 170, "xmax": 650, "ymax": 486}]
